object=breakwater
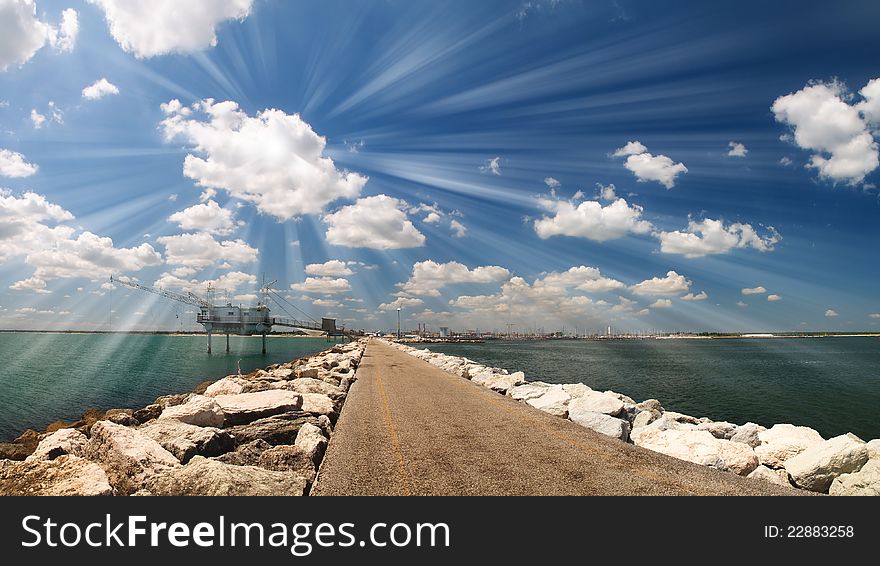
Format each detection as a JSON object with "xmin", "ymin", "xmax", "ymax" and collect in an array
[
  {"xmin": 387, "ymin": 340, "xmax": 880, "ymax": 495},
  {"xmin": 0, "ymin": 340, "xmax": 367, "ymax": 496}
]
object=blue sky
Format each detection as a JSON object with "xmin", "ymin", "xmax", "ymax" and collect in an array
[{"xmin": 1, "ymin": 0, "xmax": 879, "ymax": 333}]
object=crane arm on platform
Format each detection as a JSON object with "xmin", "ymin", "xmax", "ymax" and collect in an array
[{"xmin": 109, "ymin": 276, "xmax": 211, "ymax": 308}]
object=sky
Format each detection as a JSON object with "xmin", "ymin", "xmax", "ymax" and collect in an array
[{"xmin": 0, "ymin": 0, "xmax": 879, "ymax": 334}]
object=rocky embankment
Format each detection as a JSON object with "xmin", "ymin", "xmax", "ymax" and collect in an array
[
  {"xmin": 0, "ymin": 340, "xmax": 367, "ymax": 496},
  {"xmin": 387, "ymin": 340, "xmax": 880, "ymax": 496}
]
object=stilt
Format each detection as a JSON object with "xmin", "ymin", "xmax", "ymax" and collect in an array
[
  {"xmin": 207, "ymin": 330, "xmax": 212, "ymax": 354},
  {"xmin": 262, "ymin": 333, "xmax": 266, "ymax": 354},
  {"xmin": 226, "ymin": 333, "xmax": 230, "ymax": 353}
]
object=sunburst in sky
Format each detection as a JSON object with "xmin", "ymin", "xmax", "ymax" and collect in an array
[{"xmin": 1, "ymin": 0, "xmax": 879, "ymax": 334}]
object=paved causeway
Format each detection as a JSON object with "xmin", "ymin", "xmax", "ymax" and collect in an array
[{"xmin": 312, "ymin": 340, "xmax": 798, "ymax": 496}]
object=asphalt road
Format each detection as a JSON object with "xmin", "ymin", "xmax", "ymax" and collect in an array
[{"xmin": 312, "ymin": 340, "xmax": 799, "ymax": 496}]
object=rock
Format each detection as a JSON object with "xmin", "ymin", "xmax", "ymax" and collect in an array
[
  {"xmin": 783, "ymin": 434, "xmax": 869, "ymax": 493},
  {"xmin": 295, "ymin": 423, "xmax": 328, "ymax": 464},
  {"xmin": 317, "ymin": 415, "xmax": 333, "ymax": 437},
  {"xmin": 730, "ymin": 422, "xmax": 766, "ymax": 448},
  {"xmin": 138, "ymin": 420, "xmax": 234, "ymax": 464},
  {"xmin": 0, "ymin": 455, "xmax": 112, "ymax": 496},
  {"xmin": 133, "ymin": 404, "xmax": 162, "ymax": 424},
  {"xmin": 296, "ymin": 367, "xmax": 321, "ymax": 379},
  {"xmin": 85, "ymin": 421, "xmax": 179, "ymax": 495},
  {"xmin": 632, "ymin": 410, "xmax": 659, "ymax": 429},
  {"xmin": 143, "ymin": 456, "xmax": 308, "ymax": 496},
  {"xmin": 829, "ymin": 459, "xmax": 880, "ymax": 496},
  {"xmin": 225, "ymin": 411, "xmax": 320, "ymax": 447},
  {"xmin": 159, "ymin": 395, "xmax": 225, "ymax": 428},
  {"xmin": 300, "ymin": 393, "xmax": 336, "ymax": 417},
  {"xmin": 104, "ymin": 408, "xmax": 137, "ymax": 427},
  {"xmin": 607, "ymin": 391, "xmax": 636, "ymax": 404},
  {"xmin": 664, "ymin": 411, "xmax": 700, "ymax": 425},
  {"xmin": 716, "ymin": 439, "xmax": 760, "ymax": 476},
  {"xmin": 25, "ymin": 428, "xmax": 89, "ymax": 462},
  {"xmin": 866, "ymin": 439, "xmax": 880, "ymax": 460},
  {"xmin": 285, "ymin": 378, "xmax": 345, "ymax": 401},
  {"xmin": 215, "ymin": 439, "xmax": 272, "ymax": 466},
  {"xmin": 569, "ymin": 409, "xmax": 630, "ymax": 441},
  {"xmin": 204, "ymin": 377, "xmax": 246, "ymax": 397},
  {"xmin": 526, "ymin": 387, "xmax": 571, "ymax": 418},
  {"xmin": 754, "ymin": 424, "xmax": 824, "ymax": 468},
  {"xmin": 258, "ymin": 445, "xmax": 316, "ymax": 484},
  {"xmin": 696, "ymin": 421, "xmax": 738, "ymax": 440},
  {"xmin": 476, "ymin": 371, "xmax": 525, "ymax": 394},
  {"xmin": 568, "ymin": 391, "xmax": 624, "ymax": 417},
  {"xmin": 339, "ymin": 374, "xmax": 356, "ymax": 392},
  {"xmin": 747, "ymin": 465, "xmax": 792, "ymax": 487},
  {"xmin": 268, "ymin": 368, "xmax": 295, "ymax": 380},
  {"xmin": 636, "ymin": 399, "xmax": 664, "ymax": 413},
  {"xmin": 213, "ymin": 390, "xmax": 303, "ymax": 426},
  {"xmin": 561, "ymin": 383, "xmax": 592, "ymax": 398},
  {"xmin": 154, "ymin": 393, "xmax": 193, "ymax": 409},
  {"xmin": 508, "ymin": 382, "xmax": 552, "ymax": 401}
]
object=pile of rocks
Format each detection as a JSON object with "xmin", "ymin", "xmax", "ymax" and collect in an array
[
  {"xmin": 386, "ymin": 340, "xmax": 880, "ymax": 495},
  {"xmin": 0, "ymin": 340, "xmax": 367, "ymax": 496}
]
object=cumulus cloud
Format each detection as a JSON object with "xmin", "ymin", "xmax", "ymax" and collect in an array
[
  {"xmin": 157, "ymin": 232, "xmax": 256, "ymax": 268},
  {"xmin": 772, "ymin": 78, "xmax": 880, "ymax": 184},
  {"xmin": 544, "ymin": 177, "xmax": 560, "ymax": 188},
  {"xmin": 0, "ymin": 1, "xmax": 78, "ymax": 71},
  {"xmin": 409, "ymin": 202, "xmax": 468, "ymax": 238},
  {"xmin": 25, "ymin": 231, "xmax": 162, "ymax": 282},
  {"xmin": 825, "ymin": 309, "xmax": 838, "ymax": 317},
  {"xmin": 534, "ymin": 194, "xmax": 652, "ymax": 242},
  {"xmin": 378, "ymin": 296, "xmax": 425, "ymax": 311},
  {"xmin": 290, "ymin": 277, "xmax": 351, "ymax": 295},
  {"xmin": 767, "ymin": 294, "xmax": 782, "ymax": 302},
  {"xmin": 168, "ymin": 200, "xmax": 235, "ymax": 235},
  {"xmin": 869, "ymin": 313, "xmax": 880, "ymax": 319},
  {"xmin": 480, "ymin": 156, "xmax": 501, "ymax": 175},
  {"xmin": 681, "ymin": 291, "xmax": 708, "ymax": 301},
  {"xmin": 29, "ymin": 109, "xmax": 45, "ymax": 128},
  {"xmin": 160, "ymin": 98, "xmax": 367, "ymax": 220},
  {"xmin": 47, "ymin": 8, "xmax": 78, "ymax": 52},
  {"xmin": 324, "ymin": 195, "xmax": 425, "ymax": 249},
  {"xmin": 449, "ymin": 219, "xmax": 467, "ymax": 238},
  {"xmin": 82, "ymin": 78, "xmax": 119, "ymax": 100},
  {"xmin": 397, "ymin": 260, "xmax": 511, "ymax": 298},
  {"xmin": 737, "ymin": 301, "xmax": 748, "ymax": 308},
  {"xmin": 612, "ymin": 140, "xmax": 687, "ymax": 189},
  {"xmin": 305, "ymin": 260, "xmax": 354, "ymax": 277},
  {"xmin": 87, "ymin": 0, "xmax": 254, "ymax": 58},
  {"xmin": 727, "ymin": 141, "xmax": 748, "ymax": 157},
  {"xmin": 154, "ymin": 270, "xmax": 255, "ymax": 295},
  {"xmin": 650, "ymin": 298, "xmax": 672, "ymax": 309},
  {"xmin": 10, "ymin": 276, "xmax": 49, "ymax": 293},
  {"xmin": 741, "ymin": 286, "xmax": 766, "ymax": 295},
  {"xmin": 630, "ymin": 271, "xmax": 691, "ymax": 296},
  {"xmin": 657, "ymin": 218, "xmax": 781, "ymax": 258},
  {"xmin": 0, "ymin": 148, "xmax": 38, "ymax": 177}
]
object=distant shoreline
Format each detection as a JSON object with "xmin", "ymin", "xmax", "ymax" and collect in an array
[{"xmin": 0, "ymin": 330, "xmax": 319, "ymax": 337}]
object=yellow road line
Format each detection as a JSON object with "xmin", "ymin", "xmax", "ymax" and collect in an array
[{"xmin": 374, "ymin": 358, "xmax": 413, "ymax": 496}]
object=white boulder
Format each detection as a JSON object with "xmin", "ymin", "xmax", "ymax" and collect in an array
[
  {"xmin": 526, "ymin": 387, "xmax": 571, "ymax": 418},
  {"xmin": 159, "ymin": 395, "xmax": 225, "ymax": 428},
  {"xmin": 569, "ymin": 409, "xmax": 629, "ymax": 441},
  {"xmin": 866, "ymin": 439, "xmax": 880, "ymax": 460},
  {"xmin": 300, "ymin": 393, "xmax": 336, "ymax": 416},
  {"xmin": 754, "ymin": 424, "xmax": 824, "ymax": 468},
  {"xmin": 783, "ymin": 433, "xmax": 869, "ymax": 493},
  {"xmin": 213, "ymin": 390, "xmax": 303, "ymax": 426},
  {"xmin": 26, "ymin": 428, "xmax": 89, "ymax": 462},
  {"xmin": 696, "ymin": 421, "xmax": 738, "ymax": 440},
  {"xmin": 86, "ymin": 420, "xmax": 179, "ymax": 495},
  {"xmin": 829, "ymin": 459, "xmax": 880, "ymax": 496},
  {"xmin": 568, "ymin": 391, "xmax": 624, "ymax": 417},
  {"xmin": 632, "ymin": 427, "xmax": 757, "ymax": 475},
  {"xmin": 747, "ymin": 465, "xmax": 791, "ymax": 487},
  {"xmin": 729, "ymin": 422, "xmax": 766, "ymax": 448},
  {"xmin": 508, "ymin": 382, "xmax": 552, "ymax": 401},
  {"xmin": 295, "ymin": 423, "xmax": 328, "ymax": 464},
  {"xmin": 482, "ymin": 372, "xmax": 525, "ymax": 394},
  {"xmin": 561, "ymin": 383, "xmax": 592, "ymax": 399},
  {"xmin": 204, "ymin": 377, "xmax": 246, "ymax": 397},
  {"xmin": 0, "ymin": 455, "xmax": 113, "ymax": 496}
]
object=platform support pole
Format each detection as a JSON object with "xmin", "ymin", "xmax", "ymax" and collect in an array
[
  {"xmin": 226, "ymin": 333, "xmax": 230, "ymax": 352},
  {"xmin": 262, "ymin": 333, "xmax": 267, "ymax": 354},
  {"xmin": 207, "ymin": 330, "xmax": 212, "ymax": 354}
]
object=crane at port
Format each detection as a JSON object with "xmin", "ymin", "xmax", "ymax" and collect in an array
[{"xmin": 109, "ymin": 276, "xmax": 346, "ymax": 353}]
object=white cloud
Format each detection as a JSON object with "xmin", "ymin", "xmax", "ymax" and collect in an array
[
  {"xmin": 612, "ymin": 141, "xmax": 648, "ymax": 157},
  {"xmin": 397, "ymin": 260, "xmax": 511, "ymax": 298},
  {"xmin": 869, "ymin": 313, "xmax": 880, "ymax": 319},
  {"xmin": 312, "ymin": 298, "xmax": 342, "ymax": 309},
  {"xmin": 157, "ymin": 232, "xmax": 256, "ymax": 268},
  {"xmin": 48, "ymin": 8, "xmax": 78, "ymax": 52},
  {"xmin": 533, "ymin": 266, "xmax": 625, "ymax": 294},
  {"xmin": 534, "ymin": 195, "xmax": 652, "ymax": 241},
  {"xmin": 449, "ymin": 219, "xmax": 467, "ymax": 238},
  {"xmin": 87, "ymin": 0, "xmax": 254, "ymax": 58},
  {"xmin": 767, "ymin": 294, "xmax": 782, "ymax": 302},
  {"xmin": 290, "ymin": 277, "xmax": 351, "ymax": 295},
  {"xmin": 610, "ymin": 296, "xmax": 637, "ymax": 313},
  {"xmin": 657, "ymin": 218, "xmax": 781, "ymax": 258},
  {"xmin": 0, "ymin": 148, "xmax": 38, "ymax": 177},
  {"xmin": 10, "ymin": 276, "xmax": 49, "ymax": 293},
  {"xmin": 30, "ymin": 108, "xmax": 46, "ymax": 128},
  {"xmin": 305, "ymin": 260, "xmax": 353, "ymax": 277},
  {"xmin": 727, "ymin": 141, "xmax": 748, "ymax": 157},
  {"xmin": 480, "ymin": 156, "xmax": 501, "ymax": 175},
  {"xmin": 650, "ymin": 298, "xmax": 672, "ymax": 309},
  {"xmin": 779, "ymin": 156, "xmax": 793, "ymax": 166},
  {"xmin": 24, "ymin": 231, "xmax": 162, "ymax": 281},
  {"xmin": 168, "ymin": 200, "xmax": 235, "ymax": 235},
  {"xmin": 630, "ymin": 271, "xmax": 691, "ymax": 296},
  {"xmin": 613, "ymin": 141, "xmax": 687, "ymax": 189},
  {"xmin": 345, "ymin": 139, "xmax": 365, "ymax": 154},
  {"xmin": 742, "ymin": 286, "xmax": 766, "ymax": 295},
  {"xmin": 858, "ymin": 78, "xmax": 880, "ymax": 126},
  {"xmin": 324, "ymin": 194, "xmax": 425, "ymax": 249},
  {"xmin": 772, "ymin": 78, "xmax": 880, "ymax": 184},
  {"xmin": 82, "ymin": 78, "xmax": 119, "ymax": 100},
  {"xmin": 233, "ymin": 293, "xmax": 257, "ymax": 303},
  {"xmin": 160, "ymin": 98, "xmax": 367, "ymax": 220},
  {"xmin": 378, "ymin": 297, "xmax": 424, "ymax": 311},
  {"xmin": 544, "ymin": 177, "xmax": 560, "ymax": 188},
  {"xmin": 0, "ymin": 0, "xmax": 48, "ymax": 71},
  {"xmin": 737, "ymin": 301, "xmax": 748, "ymax": 308},
  {"xmin": 681, "ymin": 291, "xmax": 708, "ymax": 301},
  {"xmin": 597, "ymin": 183, "xmax": 617, "ymax": 201},
  {"xmin": 154, "ymin": 270, "xmax": 255, "ymax": 295},
  {"xmin": 825, "ymin": 309, "xmax": 838, "ymax": 317}
]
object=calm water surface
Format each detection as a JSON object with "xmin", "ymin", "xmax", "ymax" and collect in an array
[
  {"xmin": 0, "ymin": 333, "xmax": 329, "ymax": 441},
  {"xmin": 426, "ymin": 337, "xmax": 880, "ymax": 441}
]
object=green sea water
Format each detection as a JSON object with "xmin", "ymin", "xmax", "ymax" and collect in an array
[
  {"xmin": 0, "ymin": 333, "xmax": 330, "ymax": 441},
  {"xmin": 426, "ymin": 337, "xmax": 880, "ymax": 441}
]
